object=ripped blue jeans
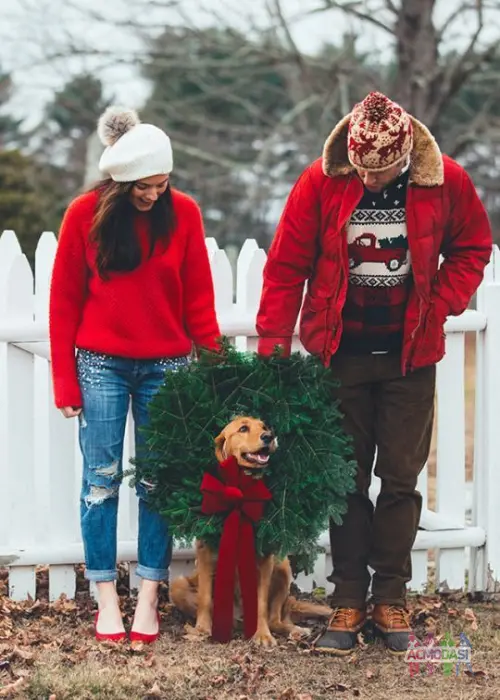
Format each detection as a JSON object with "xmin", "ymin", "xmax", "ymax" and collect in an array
[{"xmin": 76, "ymin": 350, "xmax": 189, "ymax": 583}]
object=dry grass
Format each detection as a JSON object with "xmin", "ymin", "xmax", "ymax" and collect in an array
[{"xmin": 1, "ymin": 584, "xmax": 499, "ymax": 700}]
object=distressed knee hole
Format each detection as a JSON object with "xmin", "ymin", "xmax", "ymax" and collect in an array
[
  {"xmin": 93, "ymin": 460, "xmax": 119, "ymax": 477},
  {"xmin": 84, "ymin": 484, "xmax": 119, "ymax": 507}
]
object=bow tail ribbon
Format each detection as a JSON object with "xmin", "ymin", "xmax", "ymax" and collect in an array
[{"xmin": 211, "ymin": 509, "xmax": 259, "ymax": 643}]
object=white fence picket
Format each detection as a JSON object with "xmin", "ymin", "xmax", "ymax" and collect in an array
[
  {"xmin": 5, "ymin": 255, "xmax": 37, "ymax": 600},
  {"xmin": 35, "ymin": 233, "xmax": 78, "ymax": 599},
  {"xmin": 435, "ymin": 332, "xmax": 467, "ymax": 590},
  {"xmin": 478, "ymin": 280, "xmax": 500, "ymax": 590},
  {"xmin": 235, "ymin": 239, "xmax": 260, "ymax": 351},
  {"xmin": 236, "ymin": 243, "xmax": 267, "ymax": 354},
  {"xmin": 0, "ymin": 232, "xmax": 23, "ymax": 551},
  {"xmin": 409, "ymin": 468, "xmax": 429, "ymax": 593}
]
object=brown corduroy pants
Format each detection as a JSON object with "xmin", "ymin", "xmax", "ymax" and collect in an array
[{"xmin": 328, "ymin": 352, "xmax": 435, "ymax": 608}]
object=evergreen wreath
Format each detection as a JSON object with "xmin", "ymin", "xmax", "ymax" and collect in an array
[{"xmin": 133, "ymin": 338, "xmax": 357, "ymax": 574}]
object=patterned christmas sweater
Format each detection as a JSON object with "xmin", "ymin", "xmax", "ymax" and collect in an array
[{"xmin": 340, "ymin": 167, "xmax": 412, "ymax": 354}]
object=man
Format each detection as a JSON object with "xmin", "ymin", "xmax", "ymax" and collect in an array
[{"xmin": 256, "ymin": 92, "xmax": 492, "ymax": 656}]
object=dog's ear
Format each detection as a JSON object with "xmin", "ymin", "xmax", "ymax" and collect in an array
[{"xmin": 214, "ymin": 431, "xmax": 226, "ymax": 462}]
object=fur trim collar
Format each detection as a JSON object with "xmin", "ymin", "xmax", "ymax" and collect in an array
[{"xmin": 322, "ymin": 113, "xmax": 444, "ymax": 187}]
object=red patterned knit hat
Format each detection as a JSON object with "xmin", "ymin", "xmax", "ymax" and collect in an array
[{"xmin": 347, "ymin": 92, "xmax": 413, "ymax": 172}]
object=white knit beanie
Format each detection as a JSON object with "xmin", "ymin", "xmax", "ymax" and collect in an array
[{"xmin": 97, "ymin": 106, "xmax": 173, "ymax": 182}]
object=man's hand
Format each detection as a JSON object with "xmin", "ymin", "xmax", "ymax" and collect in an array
[{"xmin": 60, "ymin": 406, "xmax": 82, "ymax": 418}]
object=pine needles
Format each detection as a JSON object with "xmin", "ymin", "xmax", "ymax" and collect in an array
[{"xmin": 132, "ymin": 339, "xmax": 357, "ymax": 574}]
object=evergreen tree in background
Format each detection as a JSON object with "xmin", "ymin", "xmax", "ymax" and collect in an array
[
  {"xmin": 0, "ymin": 68, "xmax": 22, "ymax": 148},
  {"xmin": 0, "ymin": 150, "xmax": 51, "ymax": 263},
  {"xmin": 141, "ymin": 26, "xmax": 296, "ymax": 248},
  {"xmin": 34, "ymin": 73, "xmax": 111, "ymax": 222}
]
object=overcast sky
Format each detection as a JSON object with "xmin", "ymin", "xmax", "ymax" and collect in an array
[{"xmin": 0, "ymin": 0, "xmax": 496, "ymax": 129}]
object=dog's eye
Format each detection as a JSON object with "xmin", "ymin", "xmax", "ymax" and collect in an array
[{"xmin": 238, "ymin": 425, "xmax": 249, "ymax": 433}]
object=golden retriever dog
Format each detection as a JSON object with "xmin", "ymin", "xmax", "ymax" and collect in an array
[{"xmin": 169, "ymin": 416, "xmax": 333, "ymax": 646}]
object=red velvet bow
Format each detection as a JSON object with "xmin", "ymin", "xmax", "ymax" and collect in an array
[{"xmin": 200, "ymin": 456, "xmax": 271, "ymax": 643}]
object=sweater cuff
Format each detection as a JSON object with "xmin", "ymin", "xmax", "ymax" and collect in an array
[
  {"xmin": 194, "ymin": 334, "xmax": 222, "ymax": 353},
  {"xmin": 53, "ymin": 379, "xmax": 83, "ymax": 410},
  {"xmin": 257, "ymin": 337, "xmax": 292, "ymax": 357}
]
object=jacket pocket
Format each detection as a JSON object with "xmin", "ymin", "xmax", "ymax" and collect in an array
[
  {"xmin": 299, "ymin": 294, "xmax": 334, "ymax": 356},
  {"xmin": 418, "ymin": 302, "xmax": 446, "ymax": 365}
]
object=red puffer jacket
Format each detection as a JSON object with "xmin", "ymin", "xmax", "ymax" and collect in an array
[{"xmin": 257, "ymin": 114, "xmax": 493, "ymax": 373}]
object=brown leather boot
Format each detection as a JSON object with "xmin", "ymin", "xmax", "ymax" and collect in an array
[
  {"xmin": 314, "ymin": 607, "xmax": 366, "ymax": 656},
  {"xmin": 371, "ymin": 604, "xmax": 412, "ymax": 655}
]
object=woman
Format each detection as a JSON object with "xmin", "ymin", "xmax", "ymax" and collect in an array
[{"xmin": 49, "ymin": 106, "xmax": 221, "ymax": 643}]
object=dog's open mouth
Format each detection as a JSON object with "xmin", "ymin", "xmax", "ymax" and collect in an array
[{"xmin": 241, "ymin": 446, "xmax": 271, "ymax": 467}]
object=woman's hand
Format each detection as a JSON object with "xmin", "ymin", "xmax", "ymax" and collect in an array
[{"xmin": 60, "ymin": 406, "xmax": 82, "ymax": 418}]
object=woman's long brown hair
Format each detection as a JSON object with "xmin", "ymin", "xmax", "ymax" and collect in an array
[{"xmin": 87, "ymin": 179, "xmax": 176, "ymax": 278}]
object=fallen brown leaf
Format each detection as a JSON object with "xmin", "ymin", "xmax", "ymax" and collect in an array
[
  {"xmin": 356, "ymin": 632, "xmax": 368, "ymax": 649},
  {"xmin": 465, "ymin": 669, "xmax": 488, "ymax": 679},
  {"xmin": 40, "ymin": 616, "xmax": 55, "ymax": 626},
  {"xmin": 424, "ymin": 616, "xmax": 438, "ymax": 633},
  {"xmin": 144, "ymin": 681, "xmax": 162, "ymax": 697},
  {"xmin": 12, "ymin": 647, "xmax": 34, "ymax": 663},
  {"xmin": 52, "ymin": 596, "xmax": 77, "ymax": 615},
  {"xmin": 0, "ymin": 677, "xmax": 25, "ymax": 697},
  {"xmin": 143, "ymin": 652, "xmax": 156, "ymax": 668},
  {"xmin": 211, "ymin": 675, "xmax": 227, "ymax": 687},
  {"xmin": 464, "ymin": 608, "xmax": 479, "ymax": 631}
]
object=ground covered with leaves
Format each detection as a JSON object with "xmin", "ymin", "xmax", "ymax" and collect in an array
[{"xmin": 0, "ymin": 567, "xmax": 499, "ymax": 700}]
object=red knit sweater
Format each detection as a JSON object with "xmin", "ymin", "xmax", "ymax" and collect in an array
[{"xmin": 49, "ymin": 187, "xmax": 220, "ymax": 409}]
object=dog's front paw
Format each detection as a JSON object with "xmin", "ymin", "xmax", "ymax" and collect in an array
[
  {"xmin": 183, "ymin": 623, "xmax": 208, "ymax": 642},
  {"xmin": 252, "ymin": 628, "xmax": 277, "ymax": 648},
  {"xmin": 194, "ymin": 618, "xmax": 212, "ymax": 637}
]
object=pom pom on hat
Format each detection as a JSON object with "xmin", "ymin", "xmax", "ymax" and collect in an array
[
  {"xmin": 97, "ymin": 105, "xmax": 173, "ymax": 182},
  {"xmin": 97, "ymin": 106, "xmax": 141, "ymax": 147}
]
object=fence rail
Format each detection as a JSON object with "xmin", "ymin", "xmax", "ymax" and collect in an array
[{"xmin": 2, "ymin": 229, "xmax": 500, "ymax": 602}]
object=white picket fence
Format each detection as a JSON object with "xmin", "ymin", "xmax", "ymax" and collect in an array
[{"xmin": 1, "ymin": 228, "xmax": 500, "ymax": 603}]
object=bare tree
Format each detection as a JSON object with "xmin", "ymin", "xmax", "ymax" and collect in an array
[
  {"xmin": 308, "ymin": 1, "xmax": 500, "ymax": 153},
  {"xmin": 4, "ymin": 0, "xmax": 500, "ymax": 243}
]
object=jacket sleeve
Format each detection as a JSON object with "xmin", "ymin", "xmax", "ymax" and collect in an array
[
  {"xmin": 256, "ymin": 167, "xmax": 320, "ymax": 356},
  {"xmin": 432, "ymin": 167, "xmax": 493, "ymax": 319},
  {"xmin": 182, "ymin": 200, "xmax": 221, "ymax": 352},
  {"xmin": 49, "ymin": 199, "xmax": 88, "ymax": 409}
]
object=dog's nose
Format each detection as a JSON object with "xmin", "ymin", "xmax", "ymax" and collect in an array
[{"xmin": 261, "ymin": 432, "xmax": 274, "ymax": 445}]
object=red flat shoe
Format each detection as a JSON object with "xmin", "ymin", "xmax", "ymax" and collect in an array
[
  {"xmin": 129, "ymin": 612, "xmax": 161, "ymax": 644},
  {"xmin": 94, "ymin": 611, "xmax": 127, "ymax": 642}
]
